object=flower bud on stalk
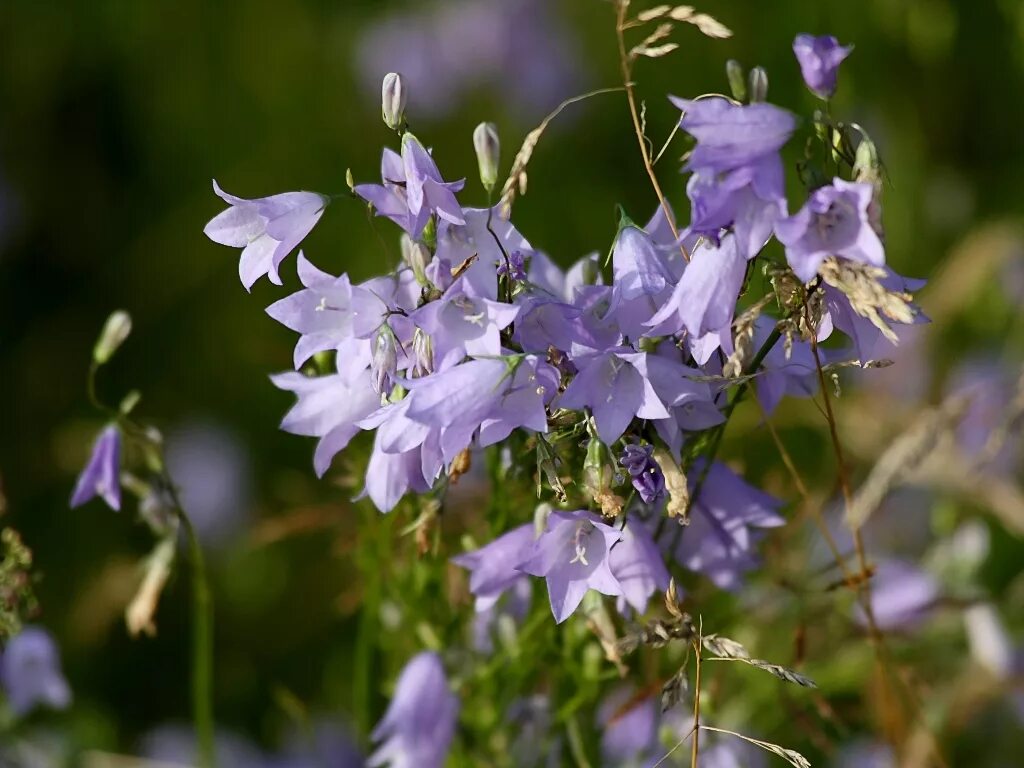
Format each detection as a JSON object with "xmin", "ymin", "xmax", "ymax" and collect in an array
[
  {"xmin": 381, "ymin": 72, "xmax": 407, "ymax": 131},
  {"xmin": 371, "ymin": 325, "xmax": 399, "ymax": 397},
  {"xmin": 410, "ymin": 328, "xmax": 434, "ymax": 378},
  {"xmin": 400, "ymin": 233, "xmax": 431, "ymax": 285},
  {"xmin": 748, "ymin": 66, "xmax": 769, "ymax": 103},
  {"xmin": 725, "ymin": 59, "xmax": 747, "ymax": 103},
  {"xmin": 472, "ymin": 122, "xmax": 500, "ymax": 193},
  {"xmin": 93, "ymin": 310, "xmax": 132, "ymax": 365}
]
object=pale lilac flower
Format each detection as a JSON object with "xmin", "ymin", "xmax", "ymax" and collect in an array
[
  {"xmin": 435, "ymin": 206, "xmax": 532, "ymax": 301},
  {"xmin": 371, "ymin": 325, "xmax": 400, "ymax": 397},
  {"xmin": 751, "ymin": 318, "xmax": 820, "ymax": 415},
  {"xmin": 369, "ymin": 651, "xmax": 458, "ymax": 768},
  {"xmin": 775, "ymin": 178, "xmax": 885, "ymax": 282},
  {"xmin": 401, "ymin": 133, "xmax": 466, "ymax": 237},
  {"xmin": 597, "ymin": 687, "xmax": 659, "ymax": 766},
  {"xmin": 271, "ymin": 359, "xmax": 380, "ymax": 477},
  {"xmin": 204, "ymin": 181, "xmax": 328, "ymax": 290},
  {"xmin": 0, "ymin": 627, "xmax": 72, "ymax": 716},
  {"xmin": 620, "ymin": 444, "xmax": 666, "ymax": 505},
  {"xmin": 669, "ymin": 97, "xmax": 796, "ymax": 173},
  {"xmin": 855, "ymin": 559, "xmax": 938, "ymax": 631},
  {"xmin": 70, "ymin": 424, "xmax": 121, "ymax": 511},
  {"xmin": 793, "ymin": 34, "xmax": 853, "ymax": 99},
  {"xmin": 141, "ymin": 725, "xmax": 271, "ymax": 768},
  {"xmin": 646, "ymin": 234, "xmax": 746, "ymax": 339},
  {"xmin": 557, "ymin": 351, "xmax": 671, "ymax": 444},
  {"xmin": 834, "ymin": 740, "xmax": 896, "ymax": 768},
  {"xmin": 518, "ymin": 510, "xmax": 623, "ymax": 623},
  {"xmin": 946, "ymin": 358, "xmax": 1021, "ymax": 474},
  {"xmin": 610, "ymin": 517, "xmax": 670, "ymax": 616},
  {"xmin": 607, "ymin": 225, "xmax": 674, "ymax": 317},
  {"xmin": 668, "ymin": 461, "xmax": 785, "ymax": 589},
  {"xmin": 452, "ymin": 523, "xmax": 536, "ymax": 611},
  {"xmin": 362, "ymin": 437, "xmax": 434, "ymax": 513}
]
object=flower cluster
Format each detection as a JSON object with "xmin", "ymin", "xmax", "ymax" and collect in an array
[{"xmin": 197, "ymin": 28, "xmax": 926, "ymax": 767}]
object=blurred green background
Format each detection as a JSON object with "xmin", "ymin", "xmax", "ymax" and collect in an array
[{"xmin": 1, "ymin": 0, "xmax": 1023, "ymax": 761}]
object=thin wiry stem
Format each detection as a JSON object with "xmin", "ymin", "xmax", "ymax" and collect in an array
[
  {"xmin": 614, "ymin": 0, "xmax": 689, "ymax": 261},
  {"xmin": 690, "ymin": 622, "xmax": 704, "ymax": 768}
]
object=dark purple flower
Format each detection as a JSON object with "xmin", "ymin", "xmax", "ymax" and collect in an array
[
  {"xmin": 518, "ymin": 510, "xmax": 623, "ymax": 623},
  {"xmin": 793, "ymin": 34, "xmax": 853, "ymax": 99},
  {"xmin": 620, "ymin": 444, "xmax": 666, "ymax": 505},
  {"xmin": 204, "ymin": 181, "xmax": 328, "ymax": 291},
  {"xmin": 669, "ymin": 97, "xmax": 797, "ymax": 173},
  {"xmin": 70, "ymin": 424, "xmax": 121, "ymax": 511},
  {"xmin": 452, "ymin": 523, "xmax": 536, "ymax": 611},
  {"xmin": 0, "ymin": 626, "xmax": 72, "ymax": 716},
  {"xmin": 369, "ymin": 651, "xmax": 458, "ymax": 768},
  {"xmin": 775, "ymin": 178, "xmax": 885, "ymax": 282},
  {"xmin": 496, "ymin": 250, "xmax": 528, "ymax": 281}
]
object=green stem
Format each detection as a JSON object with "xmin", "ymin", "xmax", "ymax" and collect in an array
[{"xmin": 176, "ymin": 507, "xmax": 216, "ymax": 768}]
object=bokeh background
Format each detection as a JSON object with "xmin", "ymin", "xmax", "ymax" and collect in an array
[{"xmin": 1, "ymin": 0, "xmax": 1023, "ymax": 765}]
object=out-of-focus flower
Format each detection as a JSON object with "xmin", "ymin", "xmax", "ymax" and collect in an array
[
  {"xmin": 141, "ymin": 725, "xmax": 271, "ymax": 768},
  {"xmin": 0, "ymin": 626, "xmax": 72, "ymax": 717},
  {"xmin": 164, "ymin": 422, "xmax": 252, "ymax": 547},
  {"xmin": 833, "ymin": 739, "xmax": 896, "ymax": 768},
  {"xmin": 369, "ymin": 652, "xmax": 458, "ymax": 768},
  {"xmin": 775, "ymin": 178, "xmax": 885, "ymax": 282},
  {"xmin": 945, "ymin": 358, "xmax": 1022, "ymax": 474},
  {"xmin": 355, "ymin": 0, "xmax": 583, "ymax": 124},
  {"xmin": 204, "ymin": 181, "xmax": 329, "ymax": 291},
  {"xmin": 597, "ymin": 686, "xmax": 659, "ymax": 766},
  {"xmin": 452, "ymin": 523, "xmax": 536, "ymax": 611},
  {"xmin": 519, "ymin": 510, "xmax": 623, "ymax": 623},
  {"xmin": 70, "ymin": 424, "xmax": 121, "ymax": 511},
  {"xmin": 793, "ymin": 34, "xmax": 853, "ymax": 99},
  {"xmin": 855, "ymin": 559, "xmax": 938, "ymax": 631},
  {"xmin": 670, "ymin": 97, "xmax": 797, "ymax": 173}
]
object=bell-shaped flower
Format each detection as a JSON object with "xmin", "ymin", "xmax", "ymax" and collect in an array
[
  {"xmin": 436, "ymin": 206, "xmax": 532, "ymax": 301},
  {"xmin": 668, "ymin": 461, "xmax": 784, "ymax": 589},
  {"xmin": 401, "ymin": 133, "xmax": 466, "ymax": 238},
  {"xmin": 70, "ymin": 424, "xmax": 122, "ymax": 511},
  {"xmin": 369, "ymin": 651, "xmax": 458, "ymax": 768},
  {"xmin": 0, "ymin": 626, "xmax": 72, "ymax": 716},
  {"xmin": 204, "ymin": 180, "xmax": 329, "ymax": 290},
  {"xmin": 558, "ymin": 350, "xmax": 671, "ymax": 444},
  {"xmin": 596, "ymin": 687, "xmax": 659, "ymax": 767},
  {"xmin": 646, "ymin": 234, "xmax": 746, "ymax": 339},
  {"xmin": 271, "ymin": 353, "xmax": 379, "ymax": 477},
  {"xmin": 606, "ymin": 224, "xmax": 676, "ymax": 337},
  {"xmin": 452, "ymin": 523, "xmax": 536, "ymax": 611},
  {"xmin": 793, "ymin": 34, "xmax": 853, "ymax": 99},
  {"xmin": 775, "ymin": 178, "xmax": 885, "ymax": 282},
  {"xmin": 669, "ymin": 97, "xmax": 796, "ymax": 173},
  {"xmin": 609, "ymin": 516, "xmax": 670, "ymax": 616},
  {"xmin": 360, "ymin": 431, "xmax": 437, "ymax": 514},
  {"xmin": 518, "ymin": 510, "xmax": 624, "ymax": 623}
]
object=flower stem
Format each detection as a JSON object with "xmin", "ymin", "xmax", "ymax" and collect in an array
[{"xmin": 175, "ymin": 504, "xmax": 216, "ymax": 768}]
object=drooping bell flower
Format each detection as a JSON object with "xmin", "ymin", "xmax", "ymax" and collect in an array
[
  {"xmin": 793, "ymin": 34, "xmax": 853, "ymax": 99},
  {"xmin": 70, "ymin": 424, "xmax": 122, "ymax": 511}
]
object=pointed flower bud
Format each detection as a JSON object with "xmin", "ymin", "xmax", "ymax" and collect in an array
[
  {"xmin": 400, "ymin": 233, "xmax": 431, "ymax": 286},
  {"xmin": 472, "ymin": 122, "xmax": 500, "ymax": 192},
  {"xmin": 725, "ymin": 59, "xmax": 747, "ymax": 103},
  {"xmin": 381, "ymin": 72, "xmax": 407, "ymax": 131},
  {"xmin": 410, "ymin": 328, "xmax": 434, "ymax": 378},
  {"xmin": 93, "ymin": 310, "xmax": 132, "ymax": 365},
  {"xmin": 748, "ymin": 66, "xmax": 768, "ymax": 103},
  {"xmin": 371, "ymin": 324, "xmax": 399, "ymax": 397}
]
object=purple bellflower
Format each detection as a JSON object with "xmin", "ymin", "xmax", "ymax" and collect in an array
[
  {"xmin": 670, "ymin": 97, "xmax": 797, "ymax": 173},
  {"xmin": 597, "ymin": 687, "xmax": 659, "ymax": 766},
  {"xmin": 0, "ymin": 626, "xmax": 72, "ymax": 716},
  {"xmin": 775, "ymin": 178, "xmax": 885, "ymax": 282},
  {"xmin": 793, "ymin": 34, "xmax": 853, "ymax": 99},
  {"xmin": 609, "ymin": 516, "xmax": 671, "ymax": 616},
  {"xmin": 855, "ymin": 559, "xmax": 938, "ymax": 631},
  {"xmin": 70, "ymin": 424, "xmax": 122, "ymax": 511},
  {"xmin": 204, "ymin": 181, "xmax": 328, "ymax": 290},
  {"xmin": 452, "ymin": 523, "xmax": 536, "ymax": 612},
  {"xmin": 668, "ymin": 461, "xmax": 785, "ymax": 590},
  {"xmin": 619, "ymin": 444, "xmax": 666, "ymax": 505},
  {"xmin": 369, "ymin": 651, "xmax": 458, "ymax": 768},
  {"xmin": 518, "ymin": 510, "xmax": 624, "ymax": 623}
]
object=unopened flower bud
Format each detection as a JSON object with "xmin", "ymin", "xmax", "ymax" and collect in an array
[
  {"xmin": 93, "ymin": 310, "xmax": 132, "ymax": 365},
  {"xmin": 400, "ymin": 233, "xmax": 431, "ymax": 285},
  {"xmin": 472, "ymin": 122, "xmax": 500, "ymax": 192},
  {"xmin": 381, "ymin": 72, "xmax": 407, "ymax": 131},
  {"xmin": 725, "ymin": 59, "xmax": 747, "ymax": 103},
  {"xmin": 410, "ymin": 328, "xmax": 434, "ymax": 378},
  {"xmin": 853, "ymin": 136, "xmax": 881, "ymax": 186},
  {"xmin": 371, "ymin": 325, "xmax": 399, "ymax": 397},
  {"xmin": 748, "ymin": 66, "xmax": 768, "ymax": 103}
]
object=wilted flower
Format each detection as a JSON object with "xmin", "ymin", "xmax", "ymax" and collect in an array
[
  {"xmin": 775, "ymin": 178, "xmax": 885, "ymax": 282},
  {"xmin": 204, "ymin": 181, "xmax": 329, "ymax": 290},
  {"xmin": 369, "ymin": 652, "xmax": 458, "ymax": 768},
  {"xmin": 70, "ymin": 424, "xmax": 122, "ymax": 511},
  {"xmin": 793, "ymin": 34, "xmax": 853, "ymax": 99},
  {"xmin": 0, "ymin": 626, "xmax": 72, "ymax": 716}
]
